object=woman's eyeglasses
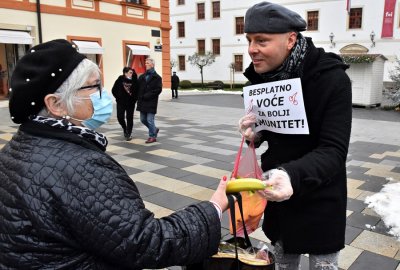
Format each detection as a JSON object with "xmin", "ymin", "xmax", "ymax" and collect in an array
[{"xmin": 78, "ymin": 84, "xmax": 102, "ymax": 98}]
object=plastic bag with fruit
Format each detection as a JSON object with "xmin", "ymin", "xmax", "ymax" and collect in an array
[{"xmin": 228, "ymin": 135, "xmax": 267, "ymax": 239}]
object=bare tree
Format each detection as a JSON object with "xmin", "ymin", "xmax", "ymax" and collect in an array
[
  {"xmin": 229, "ymin": 62, "xmax": 236, "ymax": 89},
  {"xmin": 389, "ymin": 57, "xmax": 400, "ymax": 108},
  {"xmin": 170, "ymin": 59, "xmax": 177, "ymax": 72},
  {"xmin": 187, "ymin": 51, "xmax": 216, "ymax": 89}
]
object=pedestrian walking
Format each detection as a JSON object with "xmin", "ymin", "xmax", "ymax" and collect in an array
[
  {"xmin": 0, "ymin": 39, "xmax": 229, "ymax": 269},
  {"xmin": 137, "ymin": 58, "xmax": 162, "ymax": 144},
  {"xmin": 171, "ymin": 71, "xmax": 180, "ymax": 99},
  {"xmin": 238, "ymin": 2, "xmax": 352, "ymax": 269},
  {"xmin": 111, "ymin": 67, "xmax": 138, "ymax": 141}
]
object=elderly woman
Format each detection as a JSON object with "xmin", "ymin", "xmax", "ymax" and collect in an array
[{"xmin": 0, "ymin": 39, "xmax": 228, "ymax": 269}]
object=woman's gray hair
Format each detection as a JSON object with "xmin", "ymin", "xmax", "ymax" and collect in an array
[{"xmin": 38, "ymin": 59, "xmax": 101, "ymax": 117}]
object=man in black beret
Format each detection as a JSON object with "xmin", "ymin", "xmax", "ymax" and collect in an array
[{"xmin": 238, "ymin": 2, "xmax": 352, "ymax": 269}]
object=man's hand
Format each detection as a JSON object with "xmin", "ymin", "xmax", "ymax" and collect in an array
[
  {"xmin": 258, "ymin": 169, "xmax": 293, "ymax": 202},
  {"xmin": 238, "ymin": 113, "xmax": 257, "ymax": 141}
]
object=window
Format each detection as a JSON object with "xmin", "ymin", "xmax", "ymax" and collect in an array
[
  {"xmin": 178, "ymin": 55, "xmax": 185, "ymax": 71},
  {"xmin": 177, "ymin": 0, "xmax": 184, "ymax": 5},
  {"xmin": 212, "ymin": 1, "xmax": 220, "ymax": 18},
  {"xmin": 234, "ymin": 55, "xmax": 243, "ymax": 72},
  {"xmin": 3, "ymin": 43, "xmax": 30, "ymax": 94},
  {"xmin": 126, "ymin": 0, "xmax": 142, "ymax": 4},
  {"xmin": 197, "ymin": 39, "xmax": 205, "ymax": 55},
  {"xmin": 235, "ymin": 17, "xmax": 244, "ymax": 34},
  {"xmin": 197, "ymin": 3, "xmax": 205, "ymax": 20},
  {"xmin": 212, "ymin": 39, "xmax": 220, "ymax": 55},
  {"xmin": 177, "ymin": 21, "xmax": 185, "ymax": 38},
  {"xmin": 307, "ymin": 11, "xmax": 318, "ymax": 31},
  {"xmin": 349, "ymin": 8, "xmax": 362, "ymax": 29}
]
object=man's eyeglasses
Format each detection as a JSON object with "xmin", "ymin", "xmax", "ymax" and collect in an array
[{"xmin": 78, "ymin": 84, "xmax": 102, "ymax": 98}]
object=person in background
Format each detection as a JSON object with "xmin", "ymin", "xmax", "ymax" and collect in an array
[
  {"xmin": 0, "ymin": 39, "xmax": 229, "ymax": 269},
  {"xmin": 238, "ymin": 2, "xmax": 352, "ymax": 269},
  {"xmin": 171, "ymin": 71, "xmax": 180, "ymax": 99},
  {"xmin": 137, "ymin": 57, "xmax": 162, "ymax": 144},
  {"xmin": 0, "ymin": 64, "xmax": 8, "ymax": 97},
  {"xmin": 112, "ymin": 67, "xmax": 138, "ymax": 141}
]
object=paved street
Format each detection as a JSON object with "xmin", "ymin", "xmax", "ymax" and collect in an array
[{"xmin": 0, "ymin": 90, "xmax": 399, "ymax": 270}]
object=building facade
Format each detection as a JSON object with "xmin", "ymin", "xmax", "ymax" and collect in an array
[
  {"xmin": 170, "ymin": 0, "xmax": 400, "ymax": 85},
  {"xmin": 0, "ymin": 0, "xmax": 171, "ymax": 99}
]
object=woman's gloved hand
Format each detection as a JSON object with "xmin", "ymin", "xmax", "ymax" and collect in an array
[
  {"xmin": 258, "ymin": 169, "xmax": 293, "ymax": 202},
  {"xmin": 238, "ymin": 113, "xmax": 257, "ymax": 141}
]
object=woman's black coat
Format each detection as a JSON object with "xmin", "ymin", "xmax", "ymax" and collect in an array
[
  {"xmin": 111, "ymin": 74, "xmax": 138, "ymax": 106},
  {"xmin": 0, "ymin": 121, "xmax": 221, "ymax": 269}
]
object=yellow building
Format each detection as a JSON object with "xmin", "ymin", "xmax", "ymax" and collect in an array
[{"xmin": 0, "ymin": 0, "xmax": 171, "ymax": 99}]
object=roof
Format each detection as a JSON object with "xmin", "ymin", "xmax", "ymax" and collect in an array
[{"xmin": 340, "ymin": 54, "xmax": 388, "ymax": 63}]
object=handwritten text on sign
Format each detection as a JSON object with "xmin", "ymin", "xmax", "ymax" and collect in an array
[{"xmin": 243, "ymin": 78, "xmax": 309, "ymax": 134}]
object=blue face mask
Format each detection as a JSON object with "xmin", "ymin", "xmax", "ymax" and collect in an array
[{"xmin": 82, "ymin": 89, "xmax": 113, "ymax": 130}]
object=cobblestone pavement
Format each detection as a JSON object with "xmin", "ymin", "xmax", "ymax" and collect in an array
[{"xmin": 0, "ymin": 90, "xmax": 399, "ymax": 270}]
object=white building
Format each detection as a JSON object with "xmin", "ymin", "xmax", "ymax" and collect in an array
[
  {"xmin": 170, "ymin": 0, "xmax": 400, "ymax": 85},
  {"xmin": 0, "ymin": 0, "xmax": 172, "ymax": 99}
]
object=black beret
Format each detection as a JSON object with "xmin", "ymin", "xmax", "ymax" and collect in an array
[
  {"xmin": 9, "ymin": 39, "xmax": 86, "ymax": 124},
  {"xmin": 245, "ymin": 2, "xmax": 307, "ymax": 33}
]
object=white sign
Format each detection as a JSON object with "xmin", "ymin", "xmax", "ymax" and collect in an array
[{"xmin": 243, "ymin": 78, "xmax": 309, "ymax": 134}]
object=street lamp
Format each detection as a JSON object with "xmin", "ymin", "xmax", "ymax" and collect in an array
[
  {"xmin": 370, "ymin": 31, "xmax": 376, "ymax": 47},
  {"xmin": 329, "ymin": 32, "xmax": 336, "ymax": 48}
]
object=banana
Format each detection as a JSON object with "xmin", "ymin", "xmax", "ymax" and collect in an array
[{"xmin": 226, "ymin": 178, "xmax": 266, "ymax": 193}]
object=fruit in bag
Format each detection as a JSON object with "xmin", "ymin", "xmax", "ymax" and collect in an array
[{"xmin": 226, "ymin": 178, "xmax": 266, "ymax": 193}]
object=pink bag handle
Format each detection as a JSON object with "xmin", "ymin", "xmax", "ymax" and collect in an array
[{"xmin": 231, "ymin": 136, "xmax": 245, "ymax": 179}]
